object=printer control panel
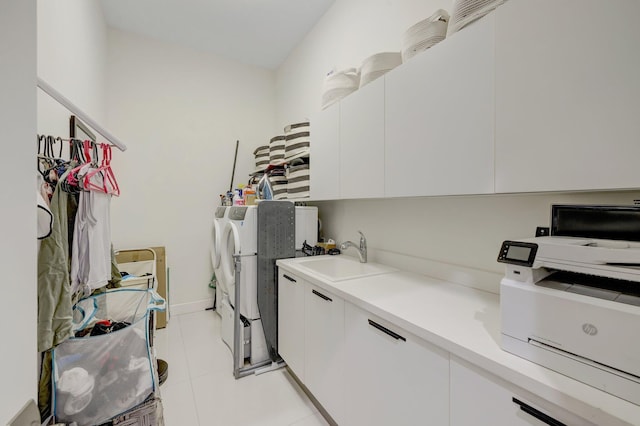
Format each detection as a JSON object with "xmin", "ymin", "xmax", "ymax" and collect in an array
[{"xmin": 498, "ymin": 240, "xmax": 538, "ymax": 267}]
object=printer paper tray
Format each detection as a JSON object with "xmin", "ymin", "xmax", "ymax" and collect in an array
[
  {"xmin": 527, "ymin": 338, "xmax": 639, "ymax": 383},
  {"xmin": 502, "ymin": 334, "xmax": 640, "ymax": 405}
]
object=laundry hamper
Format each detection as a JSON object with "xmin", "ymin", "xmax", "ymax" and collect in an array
[{"xmin": 52, "ymin": 288, "xmax": 166, "ymax": 426}]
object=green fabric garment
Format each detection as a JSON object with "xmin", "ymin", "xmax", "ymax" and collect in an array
[
  {"xmin": 37, "ymin": 176, "xmax": 73, "ymax": 352},
  {"xmin": 38, "ymin": 350, "xmax": 52, "ymax": 421},
  {"xmin": 108, "ymin": 244, "xmax": 122, "ymax": 289}
]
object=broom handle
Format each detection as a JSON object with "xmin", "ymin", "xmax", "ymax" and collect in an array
[{"xmin": 229, "ymin": 140, "xmax": 239, "ymax": 193}]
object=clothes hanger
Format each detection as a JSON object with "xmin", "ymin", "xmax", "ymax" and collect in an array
[
  {"xmin": 38, "ymin": 135, "xmax": 67, "ymax": 185},
  {"xmin": 82, "ymin": 143, "xmax": 120, "ymax": 196},
  {"xmin": 64, "ymin": 140, "xmax": 94, "ymax": 190}
]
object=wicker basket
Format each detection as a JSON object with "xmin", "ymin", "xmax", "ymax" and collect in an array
[{"xmin": 448, "ymin": 0, "xmax": 506, "ymax": 36}]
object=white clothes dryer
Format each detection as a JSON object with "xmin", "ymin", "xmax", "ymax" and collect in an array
[
  {"xmin": 219, "ymin": 206, "xmax": 268, "ymax": 365},
  {"xmin": 210, "ymin": 206, "xmax": 230, "ymax": 311}
]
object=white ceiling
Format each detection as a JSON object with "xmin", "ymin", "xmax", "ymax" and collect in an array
[{"xmin": 100, "ymin": 0, "xmax": 335, "ymax": 70}]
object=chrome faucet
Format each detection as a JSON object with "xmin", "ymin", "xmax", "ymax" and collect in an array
[{"xmin": 340, "ymin": 231, "xmax": 367, "ymax": 263}]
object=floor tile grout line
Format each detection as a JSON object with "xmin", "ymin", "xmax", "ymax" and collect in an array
[{"xmin": 176, "ymin": 311, "xmax": 206, "ymax": 426}]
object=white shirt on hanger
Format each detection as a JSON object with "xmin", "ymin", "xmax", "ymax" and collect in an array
[{"xmin": 70, "ymin": 164, "xmax": 112, "ymax": 295}]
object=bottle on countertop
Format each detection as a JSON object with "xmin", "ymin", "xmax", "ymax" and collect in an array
[
  {"xmin": 244, "ymin": 187, "xmax": 256, "ymax": 205},
  {"xmin": 233, "ymin": 189, "xmax": 244, "ymax": 206}
]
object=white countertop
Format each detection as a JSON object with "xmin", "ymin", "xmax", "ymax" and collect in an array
[{"xmin": 277, "ymin": 256, "xmax": 640, "ymax": 426}]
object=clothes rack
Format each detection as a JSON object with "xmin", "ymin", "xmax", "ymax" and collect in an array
[{"xmin": 37, "ymin": 77, "xmax": 128, "ymax": 152}]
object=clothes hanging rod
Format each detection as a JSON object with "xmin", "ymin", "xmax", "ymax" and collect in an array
[
  {"xmin": 37, "ymin": 77, "xmax": 128, "ymax": 152},
  {"xmin": 37, "ymin": 135, "xmax": 117, "ymax": 147}
]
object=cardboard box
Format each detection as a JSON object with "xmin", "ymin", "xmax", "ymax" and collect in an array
[{"xmin": 115, "ymin": 247, "xmax": 168, "ymax": 329}]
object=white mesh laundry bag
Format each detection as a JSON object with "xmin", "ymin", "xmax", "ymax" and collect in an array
[{"xmin": 52, "ymin": 288, "xmax": 165, "ymax": 426}]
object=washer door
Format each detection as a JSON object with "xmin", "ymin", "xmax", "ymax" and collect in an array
[
  {"xmin": 210, "ymin": 219, "xmax": 223, "ymax": 270},
  {"xmin": 220, "ymin": 222, "xmax": 241, "ymax": 298}
]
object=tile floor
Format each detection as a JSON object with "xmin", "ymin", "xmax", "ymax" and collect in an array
[{"xmin": 154, "ymin": 309, "xmax": 329, "ymax": 426}]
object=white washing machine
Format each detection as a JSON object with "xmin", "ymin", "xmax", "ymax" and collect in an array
[
  {"xmin": 220, "ymin": 206, "xmax": 260, "ymax": 319},
  {"xmin": 219, "ymin": 206, "xmax": 268, "ymax": 365},
  {"xmin": 210, "ymin": 206, "xmax": 230, "ymax": 314}
]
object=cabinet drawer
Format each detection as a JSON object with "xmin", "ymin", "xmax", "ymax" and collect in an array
[{"xmin": 450, "ymin": 356, "xmax": 595, "ymax": 426}]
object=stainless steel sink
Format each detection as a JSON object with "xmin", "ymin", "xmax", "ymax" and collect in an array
[{"xmin": 297, "ymin": 256, "xmax": 396, "ymax": 282}]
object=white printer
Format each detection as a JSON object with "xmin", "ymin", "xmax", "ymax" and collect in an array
[{"xmin": 498, "ymin": 205, "xmax": 640, "ymax": 405}]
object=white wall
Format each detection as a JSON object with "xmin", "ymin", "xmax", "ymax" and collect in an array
[
  {"xmin": 106, "ymin": 29, "xmax": 276, "ymax": 310},
  {"xmin": 37, "ymin": 0, "xmax": 108, "ymax": 139},
  {"xmin": 276, "ymin": 0, "xmax": 640, "ymax": 293},
  {"xmin": 0, "ymin": 0, "xmax": 37, "ymax": 422},
  {"xmin": 314, "ymin": 191, "xmax": 640, "ymax": 292}
]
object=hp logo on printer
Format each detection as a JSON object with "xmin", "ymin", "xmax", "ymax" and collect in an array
[{"xmin": 582, "ymin": 323, "xmax": 598, "ymax": 336}]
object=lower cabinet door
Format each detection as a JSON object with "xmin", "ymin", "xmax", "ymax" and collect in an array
[
  {"xmin": 450, "ymin": 356, "xmax": 596, "ymax": 426},
  {"xmin": 304, "ymin": 284, "xmax": 345, "ymax": 424},
  {"xmin": 344, "ymin": 302, "xmax": 450, "ymax": 426},
  {"xmin": 277, "ymin": 270, "xmax": 306, "ymax": 381}
]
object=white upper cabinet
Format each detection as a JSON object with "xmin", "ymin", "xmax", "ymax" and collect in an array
[
  {"xmin": 385, "ymin": 13, "xmax": 495, "ymax": 197},
  {"xmin": 340, "ymin": 77, "xmax": 386, "ymax": 199},
  {"xmin": 309, "ymin": 0, "xmax": 640, "ymax": 200},
  {"xmin": 494, "ymin": 0, "xmax": 640, "ymax": 193},
  {"xmin": 310, "ymin": 103, "xmax": 340, "ymax": 200}
]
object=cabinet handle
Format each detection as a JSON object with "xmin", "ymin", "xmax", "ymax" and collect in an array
[
  {"xmin": 312, "ymin": 289, "xmax": 332, "ymax": 302},
  {"xmin": 283, "ymin": 274, "xmax": 297, "ymax": 283},
  {"xmin": 368, "ymin": 319, "xmax": 406, "ymax": 342},
  {"xmin": 512, "ymin": 398, "xmax": 566, "ymax": 426}
]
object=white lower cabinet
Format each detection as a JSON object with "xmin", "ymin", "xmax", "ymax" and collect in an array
[
  {"xmin": 278, "ymin": 269, "xmax": 602, "ymax": 425},
  {"xmin": 304, "ymin": 283, "xmax": 345, "ymax": 424},
  {"xmin": 277, "ymin": 270, "xmax": 306, "ymax": 381},
  {"xmin": 344, "ymin": 303, "xmax": 450, "ymax": 426},
  {"xmin": 450, "ymin": 356, "xmax": 595, "ymax": 426}
]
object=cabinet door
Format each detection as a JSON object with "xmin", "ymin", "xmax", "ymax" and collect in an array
[
  {"xmin": 304, "ymin": 284, "xmax": 345, "ymax": 423},
  {"xmin": 340, "ymin": 77, "xmax": 385, "ymax": 199},
  {"xmin": 494, "ymin": 0, "xmax": 640, "ymax": 192},
  {"xmin": 450, "ymin": 357, "xmax": 595, "ymax": 426},
  {"xmin": 277, "ymin": 270, "xmax": 305, "ymax": 381},
  {"xmin": 385, "ymin": 13, "xmax": 495, "ymax": 197},
  {"xmin": 344, "ymin": 303, "xmax": 449, "ymax": 426},
  {"xmin": 310, "ymin": 103, "xmax": 340, "ymax": 200}
]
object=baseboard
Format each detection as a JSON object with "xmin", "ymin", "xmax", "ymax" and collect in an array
[
  {"xmin": 170, "ymin": 298, "xmax": 215, "ymax": 316},
  {"xmin": 284, "ymin": 366, "xmax": 338, "ymax": 426}
]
